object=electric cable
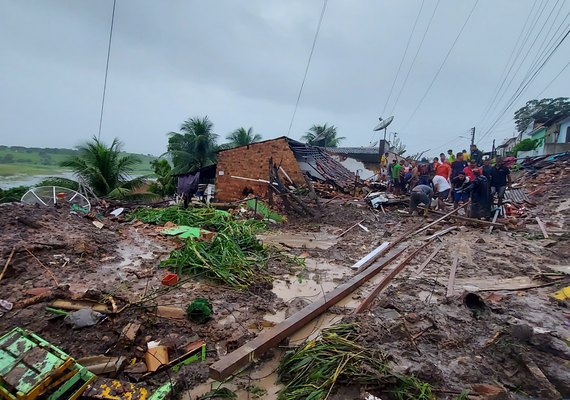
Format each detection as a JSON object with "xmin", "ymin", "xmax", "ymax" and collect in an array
[
  {"xmin": 536, "ymin": 61, "xmax": 570, "ymax": 98},
  {"xmin": 390, "ymin": 0, "xmax": 441, "ymax": 116},
  {"xmin": 98, "ymin": 0, "xmax": 117, "ymax": 140},
  {"xmin": 380, "ymin": 0, "xmax": 426, "ymax": 117},
  {"xmin": 286, "ymin": 0, "xmax": 328, "ymax": 137},
  {"xmin": 404, "ymin": 0, "xmax": 479, "ymax": 129}
]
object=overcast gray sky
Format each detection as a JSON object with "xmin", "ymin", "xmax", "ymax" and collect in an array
[{"xmin": 1, "ymin": 0, "xmax": 568, "ymax": 156}]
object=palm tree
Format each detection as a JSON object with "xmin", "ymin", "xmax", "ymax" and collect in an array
[
  {"xmin": 225, "ymin": 127, "xmax": 262, "ymax": 148},
  {"xmin": 301, "ymin": 124, "xmax": 345, "ymax": 147},
  {"xmin": 61, "ymin": 136, "xmax": 143, "ymax": 197},
  {"xmin": 167, "ymin": 116, "xmax": 218, "ymax": 174}
]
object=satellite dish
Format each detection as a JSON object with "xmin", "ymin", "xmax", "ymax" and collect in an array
[
  {"xmin": 21, "ymin": 186, "xmax": 91, "ymax": 211},
  {"xmin": 373, "ymin": 116, "xmax": 394, "ymax": 131}
]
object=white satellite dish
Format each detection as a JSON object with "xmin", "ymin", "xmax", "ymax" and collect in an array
[
  {"xmin": 373, "ymin": 116, "xmax": 394, "ymax": 131},
  {"xmin": 21, "ymin": 186, "xmax": 91, "ymax": 211}
]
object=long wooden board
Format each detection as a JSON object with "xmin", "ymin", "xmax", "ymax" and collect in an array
[{"xmin": 209, "ymin": 246, "xmax": 406, "ymax": 380}]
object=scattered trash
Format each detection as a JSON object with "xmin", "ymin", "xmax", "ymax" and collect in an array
[
  {"xmin": 50, "ymin": 299, "xmax": 112, "ymax": 314},
  {"xmin": 186, "ymin": 298, "xmax": 213, "ymax": 324},
  {"xmin": 77, "ymin": 355, "xmax": 127, "ymax": 374},
  {"xmin": 552, "ymin": 286, "xmax": 570, "ymax": 302},
  {"xmin": 161, "ymin": 272, "xmax": 179, "ymax": 286},
  {"xmin": 121, "ymin": 322, "xmax": 141, "ymax": 342},
  {"xmin": 0, "ymin": 299, "xmax": 13, "ymax": 317},
  {"xmin": 110, "ymin": 207, "xmax": 125, "ymax": 217},
  {"xmin": 64, "ymin": 308, "xmax": 106, "ymax": 329},
  {"xmin": 145, "ymin": 341, "xmax": 169, "ymax": 372},
  {"xmin": 92, "ymin": 220, "xmax": 104, "ymax": 229}
]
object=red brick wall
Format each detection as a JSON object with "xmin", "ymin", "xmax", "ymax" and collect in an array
[{"xmin": 215, "ymin": 138, "xmax": 305, "ymax": 202}]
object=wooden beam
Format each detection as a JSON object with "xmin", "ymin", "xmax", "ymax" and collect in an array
[
  {"xmin": 350, "ymin": 242, "xmax": 389, "ymax": 270},
  {"xmin": 208, "ymin": 246, "xmax": 406, "ymax": 380},
  {"xmin": 447, "ymin": 253, "xmax": 459, "ymax": 297},
  {"xmin": 414, "ymin": 243, "xmax": 445, "ymax": 275},
  {"xmin": 535, "ymin": 217, "xmax": 549, "ymax": 239},
  {"xmin": 354, "ymin": 244, "xmax": 426, "ymax": 313},
  {"xmin": 419, "ymin": 206, "xmax": 505, "ymax": 229},
  {"xmin": 336, "ymin": 218, "xmax": 367, "ymax": 238},
  {"xmin": 413, "ymin": 202, "xmax": 470, "ymax": 236},
  {"xmin": 425, "ymin": 226, "xmax": 458, "ymax": 241}
]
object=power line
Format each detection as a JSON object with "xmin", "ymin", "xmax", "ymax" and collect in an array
[
  {"xmin": 404, "ymin": 0, "xmax": 479, "ymax": 128},
  {"xmin": 536, "ymin": 61, "xmax": 570, "ymax": 97},
  {"xmin": 476, "ymin": 0, "xmax": 539, "ymax": 128},
  {"xmin": 286, "ymin": 0, "xmax": 328, "ymax": 137},
  {"xmin": 98, "ymin": 0, "xmax": 117, "ymax": 140},
  {"xmin": 389, "ymin": 0, "xmax": 440, "ymax": 116},
  {"xmin": 478, "ymin": 0, "xmax": 552, "ymax": 132},
  {"xmin": 380, "ymin": 0, "xmax": 425, "ymax": 117},
  {"xmin": 477, "ymin": 27, "xmax": 570, "ymax": 144}
]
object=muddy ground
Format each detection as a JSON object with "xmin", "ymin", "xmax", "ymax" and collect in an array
[{"xmin": 1, "ymin": 162, "xmax": 569, "ymax": 400}]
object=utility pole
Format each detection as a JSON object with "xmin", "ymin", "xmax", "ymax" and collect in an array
[{"xmin": 470, "ymin": 127, "xmax": 475, "ymax": 146}]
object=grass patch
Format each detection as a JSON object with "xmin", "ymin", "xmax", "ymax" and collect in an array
[{"xmin": 0, "ymin": 163, "xmax": 67, "ymax": 177}]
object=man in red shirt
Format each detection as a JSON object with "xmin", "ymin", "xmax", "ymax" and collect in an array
[
  {"xmin": 463, "ymin": 161, "xmax": 478, "ymax": 181},
  {"xmin": 436, "ymin": 159, "xmax": 451, "ymax": 180}
]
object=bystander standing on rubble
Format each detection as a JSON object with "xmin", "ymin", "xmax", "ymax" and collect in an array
[
  {"xmin": 490, "ymin": 157, "xmax": 512, "ymax": 206},
  {"xmin": 439, "ymin": 152, "xmax": 447, "ymax": 163},
  {"xmin": 436, "ymin": 157, "xmax": 451, "ymax": 181},
  {"xmin": 463, "ymin": 160, "xmax": 478, "ymax": 181},
  {"xmin": 451, "ymin": 172, "xmax": 470, "ymax": 211},
  {"xmin": 447, "ymin": 149, "xmax": 455, "ymax": 163},
  {"xmin": 462, "ymin": 168, "xmax": 491, "ymax": 219},
  {"xmin": 392, "ymin": 159, "xmax": 403, "ymax": 195},
  {"xmin": 418, "ymin": 160, "xmax": 431, "ymax": 186},
  {"xmin": 432, "ymin": 157, "xmax": 440, "ymax": 172},
  {"xmin": 470, "ymin": 144, "xmax": 483, "ymax": 165},
  {"xmin": 451, "ymin": 152, "xmax": 467, "ymax": 179}
]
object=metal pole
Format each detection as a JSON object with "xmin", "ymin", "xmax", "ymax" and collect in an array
[{"xmin": 470, "ymin": 127, "xmax": 475, "ymax": 146}]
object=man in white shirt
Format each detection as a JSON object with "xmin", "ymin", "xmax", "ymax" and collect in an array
[{"xmin": 432, "ymin": 175, "xmax": 451, "ymax": 211}]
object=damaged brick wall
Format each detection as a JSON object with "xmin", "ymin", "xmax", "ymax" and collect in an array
[{"xmin": 215, "ymin": 138, "xmax": 305, "ymax": 202}]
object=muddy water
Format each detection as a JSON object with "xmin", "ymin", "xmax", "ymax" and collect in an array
[{"xmin": 187, "ymin": 258, "xmax": 359, "ymax": 399}]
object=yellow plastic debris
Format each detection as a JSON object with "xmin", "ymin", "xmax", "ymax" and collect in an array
[{"xmin": 552, "ymin": 286, "xmax": 570, "ymax": 301}]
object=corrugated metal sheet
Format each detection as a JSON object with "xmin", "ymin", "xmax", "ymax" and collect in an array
[{"xmin": 504, "ymin": 188, "xmax": 530, "ymax": 203}]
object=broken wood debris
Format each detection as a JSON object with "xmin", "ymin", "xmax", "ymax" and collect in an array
[
  {"xmin": 535, "ymin": 216, "xmax": 549, "ymax": 239},
  {"xmin": 0, "ymin": 247, "xmax": 15, "ymax": 283},
  {"xmin": 209, "ymin": 246, "xmax": 407, "ymax": 380},
  {"xmin": 413, "ymin": 202, "xmax": 470, "ymax": 236},
  {"xmin": 447, "ymin": 253, "xmax": 459, "ymax": 298},
  {"xmin": 414, "ymin": 243, "xmax": 445, "ymax": 275}
]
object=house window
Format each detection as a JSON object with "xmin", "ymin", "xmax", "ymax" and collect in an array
[{"xmin": 566, "ymin": 127, "xmax": 570, "ymax": 143}]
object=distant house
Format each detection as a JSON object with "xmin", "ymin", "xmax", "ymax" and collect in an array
[
  {"xmin": 544, "ymin": 115, "xmax": 570, "ymax": 154},
  {"xmin": 496, "ymin": 137, "xmax": 517, "ymax": 157},
  {"xmin": 321, "ymin": 146, "xmax": 379, "ymax": 179}
]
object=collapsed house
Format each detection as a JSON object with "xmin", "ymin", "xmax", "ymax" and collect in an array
[{"xmin": 215, "ymin": 137, "xmax": 359, "ymax": 202}]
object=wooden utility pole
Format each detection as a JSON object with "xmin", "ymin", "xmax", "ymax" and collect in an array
[{"xmin": 470, "ymin": 127, "xmax": 476, "ymax": 146}]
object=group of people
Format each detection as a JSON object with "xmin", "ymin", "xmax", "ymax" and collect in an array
[{"xmin": 381, "ymin": 144, "xmax": 512, "ymax": 219}]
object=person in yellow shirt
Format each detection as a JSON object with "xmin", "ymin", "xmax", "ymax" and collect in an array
[
  {"xmin": 462, "ymin": 149, "xmax": 470, "ymax": 162},
  {"xmin": 447, "ymin": 149, "xmax": 455, "ymax": 163},
  {"xmin": 380, "ymin": 152, "xmax": 389, "ymax": 168}
]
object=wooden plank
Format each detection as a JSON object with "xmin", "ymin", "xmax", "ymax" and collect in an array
[
  {"xmin": 209, "ymin": 246, "xmax": 407, "ymax": 380},
  {"xmin": 447, "ymin": 253, "xmax": 459, "ymax": 298},
  {"xmin": 336, "ymin": 218, "xmax": 367, "ymax": 238},
  {"xmin": 355, "ymin": 222, "xmax": 422, "ymax": 274},
  {"xmin": 425, "ymin": 226, "xmax": 458, "ymax": 241},
  {"xmin": 414, "ymin": 243, "xmax": 445, "ymax": 275},
  {"xmin": 354, "ymin": 244, "xmax": 426, "ymax": 313},
  {"xmin": 350, "ymin": 242, "xmax": 389, "ymax": 270},
  {"xmin": 419, "ymin": 206, "xmax": 505, "ymax": 229},
  {"xmin": 535, "ymin": 216, "xmax": 549, "ymax": 239},
  {"xmin": 413, "ymin": 202, "xmax": 470, "ymax": 236}
]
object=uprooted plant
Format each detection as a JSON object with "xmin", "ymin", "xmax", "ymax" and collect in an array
[
  {"xmin": 130, "ymin": 206, "xmax": 270, "ymax": 289},
  {"xmin": 277, "ymin": 323, "xmax": 435, "ymax": 400}
]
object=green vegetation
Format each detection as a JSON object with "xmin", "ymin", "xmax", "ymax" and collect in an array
[
  {"xmin": 186, "ymin": 298, "xmax": 213, "ymax": 324},
  {"xmin": 130, "ymin": 207, "xmax": 268, "ymax": 288},
  {"xmin": 148, "ymin": 159, "xmax": 176, "ymax": 196},
  {"xmin": 0, "ymin": 145, "xmax": 155, "ymax": 176},
  {"xmin": 514, "ymin": 97, "xmax": 570, "ymax": 133},
  {"xmin": 301, "ymin": 123, "xmax": 345, "ymax": 147},
  {"xmin": 167, "ymin": 116, "xmax": 218, "ymax": 174},
  {"xmin": 225, "ymin": 127, "xmax": 262, "ymax": 148},
  {"xmin": 278, "ymin": 323, "xmax": 436, "ymax": 400},
  {"xmin": 0, "ymin": 186, "xmax": 29, "ymax": 203},
  {"xmin": 197, "ymin": 387, "xmax": 236, "ymax": 399},
  {"xmin": 61, "ymin": 136, "xmax": 152, "ymax": 198},
  {"xmin": 511, "ymin": 138, "xmax": 540, "ymax": 155},
  {"xmin": 278, "ymin": 324, "xmax": 390, "ymax": 400}
]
